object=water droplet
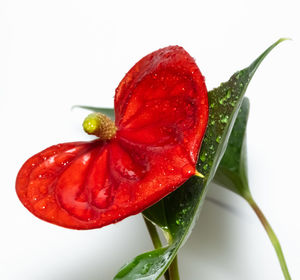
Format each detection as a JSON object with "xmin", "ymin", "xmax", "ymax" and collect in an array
[
  {"xmin": 182, "ymin": 164, "xmax": 194, "ymax": 178},
  {"xmin": 230, "ymin": 100, "xmax": 237, "ymax": 107},
  {"xmin": 219, "ymin": 95, "xmax": 228, "ymax": 105},
  {"xmin": 182, "ymin": 208, "xmax": 188, "ymax": 214},
  {"xmin": 226, "ymin": 90, "xmax": 231, "ymax": 99},
  {"xmin": 216, "ymin": 135, "xmax": 222, "ymax": 143},
  {"xmin": 220, "ymin": 115, "xmax": 229, "ymax": 124},
  {"xmin": 210, "ymin": 120, "xmax": 215, "ymax": 126},
  {"xmin": 200, "ymin": 153, "xmax": 206, "ymax": 162},
  {"xmin": 34, "ymin": 198, "xmax": 47, "ymax": 210},
  {"xmin": 141, "ymin": 263, "xmax": 151, "ymax": 274},
  {"xmin": 176, "ymin": 219, "xmax": 184, "ymax": 226},
  {"xmin": 203, "ymin": 164, "xmax": 208, "ymax": 170}
]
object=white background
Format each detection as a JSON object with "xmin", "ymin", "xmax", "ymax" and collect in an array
[{"xmin": 1, "ymin": 1, "xmax": 299, "ymax": 279}]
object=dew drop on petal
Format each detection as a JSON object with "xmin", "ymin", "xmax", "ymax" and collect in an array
[
  {"xmin": 181, "ymin": 164, "xmax": 195, "ymax": 178},
  {"xmin": 34, "ymin": 198, "xmax": 48, "ymax": 211}
]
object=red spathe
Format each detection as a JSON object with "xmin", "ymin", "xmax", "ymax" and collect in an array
[{"xmin": 16, "ymin": 46, "xmax": 208, "ymax": 229}]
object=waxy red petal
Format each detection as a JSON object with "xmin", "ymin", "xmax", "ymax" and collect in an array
[{"xmin": 16, "ymin": 46, "xmax": 208, "ymax": 229}]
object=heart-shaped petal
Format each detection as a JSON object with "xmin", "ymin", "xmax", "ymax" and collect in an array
[{"xmin": 16, "ymin": 46, "xmax": 208, "ymax": 229}]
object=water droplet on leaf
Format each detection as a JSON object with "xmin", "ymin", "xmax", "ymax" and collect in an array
[
  {"xmin": 200, "ymin": 153, "xmax": 206, "ymax": 162},
  {"xmin": 220, "ymin": 115, "xmax": 229, "ymax": 124},
  {"xmin": 141, "ymin": 263, "xmax": 151, "ymax": 274},
  {"xmin": 226, "ymin": 90, "xmax": 231, "ymax": 98}
]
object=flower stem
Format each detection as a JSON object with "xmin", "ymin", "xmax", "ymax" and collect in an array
[
  {"xmin": 143, "ymin": 216, "xmax": 162, "ymax": 249},
  {"xmin": 143, "ymin": 216, "xmax": 180, "ymax": 280},
  {"xmin": 246, "ymin": 197, "xmax": 291, "ymax": 280},
  {"xmin": 143, "ymin": 217, "xmax": 170, "ymax": 280},
  {"xmin": 168, "ymin": 256, "xmax": 180, "ymax": 280}
]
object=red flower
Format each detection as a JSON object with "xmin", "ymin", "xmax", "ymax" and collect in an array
[{"xmin": 16, "ymin": 46, "xmax": 208, "ymax": 229}]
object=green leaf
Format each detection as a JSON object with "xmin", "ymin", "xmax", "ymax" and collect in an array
[
  {"xmin": 114, "ymin": 39, "xmax": 286, "ymax": 280},
  {"xmin": 213, "ymin": 97, "xmax": 251, "ymax": 198},
  {"xmin": 212, "ymin": 79, "xmax": 291, "ymax": 280},
  {"xmin": 72, "ymin": 105, "xmax": 115, "ymax": 120},
  {"xmin": 143, "ymin": 200, "xmax": 169, "ymax": 231}
]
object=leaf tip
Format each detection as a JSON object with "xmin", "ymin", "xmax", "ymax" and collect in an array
[
  {"xmin": 71, "ymin": 105, "xmax": 79, "ymax": 111},
  {"xmin": 277, "ymin": 37, "xmax": 292, "ymax": 43}
]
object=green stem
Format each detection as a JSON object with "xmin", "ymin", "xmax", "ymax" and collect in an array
[
  {"xmin": 143, "ymin": 217, "xmax": 170, "ymax": 280},
  {"xmin": 168, "ymin": 256, "xmax": 180, "ymax": 280},
  {"xmin": 143, "ymin": 216, "xmax": 163, "ymax": 249},
  {"xmin": 143, "ymin": 216, "xmax": 180, "ymax": 280},
  {"xmin": 247, "ymin": 197, "xmax": 291, "ymax": 280}
]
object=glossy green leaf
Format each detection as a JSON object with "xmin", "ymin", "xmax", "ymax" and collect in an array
[
  {"xmin": 143, "ymin": 199, "xmax": 169, "ymax": 231},
  {"xmin": 213, "ymin": 85, "xmax": 291, "ymax": 280},
  {"xmin": 213, "ymin": 97, "xmax": 251, "ymax": 199},
  {"xmin": 72, "ymin": 105, "xmax": 115, "ymax": 120},
  {"xmin": 114, "ymin": 39, "xmax": 286, "ymax": 280}
]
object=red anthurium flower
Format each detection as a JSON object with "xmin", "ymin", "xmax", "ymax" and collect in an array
[{"xmin": 16, "ymin": 46, "xmax": 208, "ymax": 230}]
